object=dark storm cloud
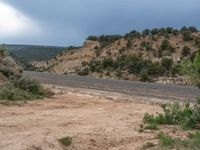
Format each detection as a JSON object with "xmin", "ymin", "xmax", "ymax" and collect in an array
[{"xmin": 2, "ymin": 0, "xmax": 200, "ymax": 46}]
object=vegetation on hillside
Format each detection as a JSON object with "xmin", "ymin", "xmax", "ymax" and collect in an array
[
  {"xmin": 87, "ymin": 35, "xmax": 122, "ymax": 48},
  {"xmin": 80, "ymin": 54, "xmax": 179, "ymax": 82},
  {"xmin": 77, "ymin": 26, "xmax": 200, "ymax": 84},
  {"xmin": 87, "ymin": 26, "xmax": 198, "ymax": 44},
  {"xmin": 31, "ymin": 26, "xmax": 200, "ymax": 86},
  {"xmin": 0, "ymin": 45, "xmax": 53, "ymax": 103},
  {"xmin": 182, "ymin": 53, "xmax": 200, "ymax": 87}
]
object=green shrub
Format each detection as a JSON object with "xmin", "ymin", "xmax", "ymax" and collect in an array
[
  {"xmin": 143, "ymin": 113, "xmax": 156, "ymax": 124},
  {"xmin": 197, "ymin": 97, "xmax": 200, "ymax": 104},
  {"xmin": 0, "ymin": 82, "xmax": 35, "ymax": 101},
  {"xmin": 140, "ymin": 69, "xmax": 151, "ymax": 82},
  {"xmin": 181, "ymin": 46, "xmax": 191, "ymax": 57},
  {"xmin": 142, "ymin": 29, "xmax": 150, "ymax": 36},
  {"xmin": 102, "ymin": 57, "xmax": 114, "ymax": 69},
  {"xmin": 11, "ymin": 77, "xmax": 49, "ymax": 96},
  {"xmin": 151, "ymin": 28, "xmax": 159, "ymax": 35},
  {"xmin": 195, "ymin": 37, "xmax": 200, "ymax": 48},
  {"xmin": 157, "ymin": 28, "xmax": 166, "ymax": 36},
  {"xmin": 166, "ymin": 27, "xmax": 173, "ymax": 34},
  {"xmin": 87, "ymin": 35, "xmax": 122, "ymax": 47},
  {"xmin": 144, "ymin": 123, "xmax": 159, "ymax": 130},
  {"xmin": 0, "ymin": 45, "xmax": 23, "ymax": 78},
  {"xmin": 59, "ymin": 136, "xmax": 72, "ymax": 146},
  {"xmin": 0, "ymin": 77, "xmax": 51, "ymax": 101},
  {"xmin": 140, "ymin": 41, "xmax": 152, "ymax": 51},
  {"xmin": 182, "ymin": 31, "xmax": 192, "ymax": 41},
  {"xmin": 182, "ymin": 53, "xmax": 200, "ymax": 87},
  {"xmin": 189, "ymin": 26, "xmax": 198, "ymax": 33},
  {"xmin": 172, "ymin": 29, "xmax": 179, "ymax": 35},
  {"xmin": 160, "ymin": 39, "xmax": 170, "ymax": 51},
  {"xmin": 157, "ymin": 132, "xmax": 175, "ymax": 147},
  {"xmin": 78, "ymin": 68, "xmax": 90, "ymax": 76},
  {"xmin": 126, "ymin": 39, "xmax": 132, "ymax": 48},
  {"xmin": 124, "ymin": 30, "xmax": 141, "ymax": 39},
  {"xmin": 0, "ymin": 56, "xmax": 22, "ymax": 78},
  {"xmin": 186, "ymin": 132, "xmax": 200, "ymax": 148},
  {"xmin": 100, "ymin": 35, "xmax": 122, "ymax": 48},
  {"xmin": 147, "ymin": 62, "xmax": 164, "ymax": 75},
  {"xmin": 87, "ymin": 36, "xmax": 98, "ymax": 41},
  {"xmin": 95, "ymin": 49, "xmax": 101, "ymax": 57},
  {"xmin": 180, "ymin": 26, "xmax": 189, "ymax": 32},
  {"xmin": 143, "ymin": 100, "xmax": 200, "ymax": 129},
  {"xmin": 161, "ymin": 58, "xmax": 173, "ymax": 72},
  {"xmin": 128, "ymin": 56, "xmax": 146, "ymax": 74},
  {"xmin": 156, "ymin": 132, "xmax": 200, "ymax": 149}
]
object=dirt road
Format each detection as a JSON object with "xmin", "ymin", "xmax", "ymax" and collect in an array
[
  {"xmin": 0, "ymin": 87, "xmax": 162, "ymax": 150},
  {"xmin": 24, "ymin": 71, "xmax": 200, "ymax": 101}
]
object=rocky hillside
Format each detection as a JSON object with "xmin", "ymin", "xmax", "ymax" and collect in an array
[{"xmin": 34, "ymin": 27, "xmax": 200, "ymax": 85}]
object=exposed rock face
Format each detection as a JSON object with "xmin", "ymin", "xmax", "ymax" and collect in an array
[
  {"xmin": 34, "ymin": 40, "xmax": 99, "ymax": 73},
  {"xmin": 155, "ymin": 76, "xmax": 192, "ymax": 85}
]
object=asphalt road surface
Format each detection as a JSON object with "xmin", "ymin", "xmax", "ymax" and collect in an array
[{"xmin": 24, "ymin": 71, "xmax": 200, "ymax": 101}]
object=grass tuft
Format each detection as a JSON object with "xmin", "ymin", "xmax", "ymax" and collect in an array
[
  {"xmin": 144, "ymin": 123, "xmax": 159, "ymax": 130},
  {"xmin": 59, "ymin": 136, "xmax": 72, "ymax": 146},
  {"xmin": 143, "ymin": 100, "xmax": 200, "ymax": 129},
  {"xmin": 157, "ymin": 132, "xmax": 175, "ymax": 147},
  {"xmin": 141, "ymin": 98, "xmax": 200, "ymax": 149}
]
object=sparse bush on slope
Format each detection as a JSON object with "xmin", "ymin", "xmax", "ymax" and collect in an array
[
  {"xmin": 0, "ymin": 45, "xmax": 52, "ymax": 102},
  {"xmin": 87, "ymin": 35, "xmax": 122, "ymax": 48},
  {"xmin": 181, "ymin": 46, "xmax": 191, "ymax": 57},
  {"xmin": 85, "ymin": 54, "xmax": 181, "ymax": 81},
  {"xmin": 182, "ymin": 53, "xmax": 200, "ymax": 88}
]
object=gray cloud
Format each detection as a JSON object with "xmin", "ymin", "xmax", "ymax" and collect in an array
[{"xmin": 2, "ymin": 0, "xmax": 200, "ymax": 46}]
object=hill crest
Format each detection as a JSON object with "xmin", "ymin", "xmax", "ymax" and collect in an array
[{"xmin": 32, "ymin": 26, "xmax": 200, "ymax": 85}]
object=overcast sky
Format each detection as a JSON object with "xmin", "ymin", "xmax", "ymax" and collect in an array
[{"xmin": 0, "ymin": 0, "xmax": 200, "ymax": 46}]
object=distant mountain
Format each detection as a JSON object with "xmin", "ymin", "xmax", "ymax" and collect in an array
[{"xmin": 7, "ymin": 44, "xmax": 66, "ymax": 62}]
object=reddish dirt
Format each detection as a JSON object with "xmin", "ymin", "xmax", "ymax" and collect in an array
[{"xmin": 0, "ymin": 87, "xmax": 162, "ymax": 150}]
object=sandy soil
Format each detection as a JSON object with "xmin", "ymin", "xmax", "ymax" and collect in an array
[{"xmin": 0, "ymin": 86, "xmax": 163, "ymax": 150}]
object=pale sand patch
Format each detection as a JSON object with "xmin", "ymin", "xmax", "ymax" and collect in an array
[{"xmin": 0, "ymin": 86, "xmax": 162, "ymax": 150}]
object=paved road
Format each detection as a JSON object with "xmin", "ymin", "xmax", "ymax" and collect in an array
[{"xmin": 24, "ymin": 71, "xmax": 200, "ymax": 101}]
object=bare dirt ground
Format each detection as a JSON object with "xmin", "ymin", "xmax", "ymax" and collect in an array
[{"xmin": 0, "ymin": 86, "xmax": 164, "ymax": 150}]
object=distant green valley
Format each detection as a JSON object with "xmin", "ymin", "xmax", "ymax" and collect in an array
[{"xmin": 7, "ymin": 44, "xmax": 65, "ymax": 61}]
